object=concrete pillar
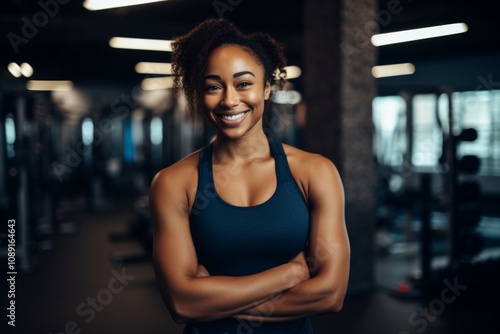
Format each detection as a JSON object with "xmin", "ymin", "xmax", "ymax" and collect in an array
[{"xmin": 303, "ymin": 0, "xmax": 378, "ymax": 293}]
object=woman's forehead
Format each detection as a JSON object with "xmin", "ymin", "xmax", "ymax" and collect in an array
[{"xmin": 205, "ymin": 45, "xmax": 264, "ymax": 76}]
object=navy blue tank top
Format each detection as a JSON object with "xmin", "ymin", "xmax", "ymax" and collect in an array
[{"xmin": 186, "ymin": 138, "xmax": 313, "ymax": 334}]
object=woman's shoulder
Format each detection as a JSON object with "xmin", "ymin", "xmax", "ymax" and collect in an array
[
  {"xmin": 281, "ymin": 143, "xmax": 341, "ymax": 191},
  {"xmin": 150, "ymin": 149, "xmax": 202, "ymax": 193},
  {"xmin": 281, "ymin": 143, "xmax": 343, "ymax": 202},
  {"xmin": 282, "ymin": 143, "xmax": 337, "ymax": 172}
]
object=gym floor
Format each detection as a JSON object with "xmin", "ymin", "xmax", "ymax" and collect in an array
[{"xmin": 5, "ymin": 195, "xmax": 499, "ymax": 334}]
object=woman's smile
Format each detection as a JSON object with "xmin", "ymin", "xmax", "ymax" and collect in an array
[{"xmin": 216, "ymin": 110, "xmax": 251, "ymax": 126}]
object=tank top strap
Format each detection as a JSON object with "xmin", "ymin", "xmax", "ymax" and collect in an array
[
  {"xmin": 268, "ymin": 137, "xmax": 294, "ymax": 184},
  {"xmin": 199, "ymin": 139, "xmax": 292, "ymax": 187},
  {"xmin": 197, "ymin": 143, "xmax": 213, "ymax": 190}
]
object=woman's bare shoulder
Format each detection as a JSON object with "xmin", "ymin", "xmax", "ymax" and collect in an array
[
  {"xmin": 282, "ymin": 143, "xmax": 336, "ymax": 172},
  {"xmin": 150, "ymin": 149, "xmax": 201, "ymax": 194},
  {"xmin": 282, "ymin": 143, "xmax": 343, "ymax": 205}
]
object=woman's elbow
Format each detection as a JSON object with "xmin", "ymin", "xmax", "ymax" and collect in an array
[
  {"xmin": 169, "ymin": 301, "xmax": 199, "ymax": 324},
  {"xmin": 169, "ymin": 299, "xmax": 212, "ymax": 324},
  {"xmin": 165, "ymin": 299, "xmax": 187, "ymax": 324},
  {"xmin": 329, "ymin": 297, "xmax": 344, "ymax": 312},
  {"xmin": 320, "ymin": 291, "xmax": 346, "ymax": 313}
]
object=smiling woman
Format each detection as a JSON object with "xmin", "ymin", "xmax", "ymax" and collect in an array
[
  {"xmin": 202, "ymin": 45, "xmax": 270, "ymax": 140},
  {"xmin": 149, "ymin": 18, "xmax": 350, "ymax": 334}
]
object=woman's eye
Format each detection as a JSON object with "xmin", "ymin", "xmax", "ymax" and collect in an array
[
  {"xmin": 238, "ymin": 81, "xmax": 253, "ymax": 88},
  {"xmin": 205, "ymin": 85, "xmax": 220, "ymax": 92}
]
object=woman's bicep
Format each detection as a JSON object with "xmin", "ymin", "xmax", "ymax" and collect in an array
[
  {"xmin": 152, "ymin": 217, "xmax": 198, "ymax": 293},
  {"xmin": 307, "ymin": 158, "xmax": 350, "ymax": 306},
  {"xmin": 149, "ymin": 170, "xmax": 198, "ymax": 306}
]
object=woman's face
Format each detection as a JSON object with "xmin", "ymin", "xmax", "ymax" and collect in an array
[{"xmin": 203, "ymin": 44, "xmax": 270, "ymax": 140}]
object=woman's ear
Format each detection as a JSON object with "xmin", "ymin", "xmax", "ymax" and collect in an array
[{"xmin": 264, "ymin": 81, "xmax": 271, "ymax": 100}]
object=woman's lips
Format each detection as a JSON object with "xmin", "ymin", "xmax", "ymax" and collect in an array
[{"xmin": 216, "ymin": 110, "xmax": 250, "ymax": 126}]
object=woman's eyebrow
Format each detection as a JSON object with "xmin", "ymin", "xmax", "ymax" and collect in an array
[
  {"xmin": 204, "ymin": 74, "xmax": 221, "ymax": 80},
  {"xmin": 204, "ymin": 71, "xmax": 256, "ymax": 81},
  {"xmin": 233, "ymin": 71, "xmax": 255, "ymax": 78}
]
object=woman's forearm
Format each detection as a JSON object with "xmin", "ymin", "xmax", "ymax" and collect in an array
[
  {"xmin": 157, "ymin": 260, "xmax": 308, "ymax": 323},
  {"xmin": 234, "ymin": 273, "xmax": 345, "ymax": 321}
]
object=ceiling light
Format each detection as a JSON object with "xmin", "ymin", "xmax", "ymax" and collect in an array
[
  {"xmin": 110, "ymin": 37, "xmax": 173, "ymax": 52},
  {"xmin": 26, "ymin": 80, "xmax": 74, "ymax": 91},
  {"xmin": 83, "ymin": 0, "xmax": 167, "ymax": 11},
  {"xmin": 372, "ymin": 23, "xmax": 468, "ymax": 47},
  {"xmin": 372, "ymin": 63, "xmax": 415, "ymax": 78},
  {"xmin": 285, "ymin": 66, "xmax": 301, "ymax": 79},
  {"xmin": 135, "ymin": 62, "xmax": 172, "ymax": 74},
  {"xmin": 141, "ymin": 77, "xmax": 173, "ymax": 90},
  {"xmin": 8, "ymin": 62, "xmax": 22, "ymax": 77},
  {"xmin": 20, "ymin": 63, "xmax": 33, "ymax": 77},
  {"xmin": 275, "ymin": 65, "xmax": 302, "ymax": 80}
]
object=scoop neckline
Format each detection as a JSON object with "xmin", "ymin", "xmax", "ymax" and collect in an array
[{"xmin": 208, "ymin": 140, "xmax": 280, "ymax": 210}]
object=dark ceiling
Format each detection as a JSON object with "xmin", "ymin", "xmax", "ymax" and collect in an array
[
  {"xmin": 375, "ymin": 0, "xmax": 500, "ymax": 93},
  {"xmin": 1, "ymin": 0, "xmax": 499, "ymax": 93},
  {"xmin": 0, "ymin": 0, "xmax": 303, "ymax": 84}
]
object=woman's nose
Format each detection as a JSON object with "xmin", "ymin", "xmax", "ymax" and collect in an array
[{"xmin": 220, "ymin": 86, "xmax": 239, "ymax": 108}]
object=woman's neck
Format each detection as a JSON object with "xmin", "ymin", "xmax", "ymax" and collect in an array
[{"xmin": 212, "ymin": 130, "xmax": 270, "ymax": 164}]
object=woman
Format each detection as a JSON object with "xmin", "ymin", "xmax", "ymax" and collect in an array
[{"xmin": 149, "ymin": 18, "xmax": 350, "ymax": 334}]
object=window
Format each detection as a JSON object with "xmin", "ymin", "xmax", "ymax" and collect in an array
[
  {"xmin": 412, "ymin": 94, "xmax": 442, "ymax": 167},
  {"xmin": 373, "ymin": 89, "xmax": 500, "ymax": 175},
  {"xmin": 372, "ymin": 96, "xmax": 407, "ymax": 167},
  {"xmin": 452, "ymin": 90, "xmax": 500, "ymax": 175}
]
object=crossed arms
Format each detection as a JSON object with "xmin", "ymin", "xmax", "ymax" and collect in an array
[{"xmin": 149, "ymin": 154, "xmax": 350, "ymax": 324}]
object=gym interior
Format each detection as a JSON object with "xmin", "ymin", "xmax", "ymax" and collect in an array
[{"xmin": 1, "ymin": 1, "xmax": 500, "ymax": 333}]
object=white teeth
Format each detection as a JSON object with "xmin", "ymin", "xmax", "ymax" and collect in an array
[{"xmin": 220, "ymin": 111, "xmax": 247, "ymax": 121}]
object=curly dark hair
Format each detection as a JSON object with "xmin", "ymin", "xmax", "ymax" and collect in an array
[{"xmin": 170, "ymin": 18, "xmax": 287, "ymax": 120}]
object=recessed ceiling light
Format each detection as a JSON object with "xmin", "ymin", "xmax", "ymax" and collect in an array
[
  {"xmin": 8, "ymin": 62, "xmax": 22, "ymax": 78},
  {"xmin": 20, "ymin": 63, "xmax": 33, "ymax": 77},
  {"xmin": 26, "ymin": 80, "xmax": 74, "ymax": 91},
  {"xmin": 135, "ymin": 62, "xmax": 172, "ymax": 74},
  {"xmin": 372, "ymin": 63, "xmax": 415, "ymax": 78},
  {"xmin": 110, "ymin": 37, "xmax": 173, "ymax": 52},
  {"xmin": 83, "ymin": 0, "xmax": 168, "ymax": 11},
  {"xmin": 285, "ymin": 66, "xmax": 301, "ymax": 79},
  {"xmin": 372, "ymin": 23, "xmax": 468, "ymax": 47},
  {"xmin": 275, "ymin": 66, "xmax": 302, "ymax": 80}
]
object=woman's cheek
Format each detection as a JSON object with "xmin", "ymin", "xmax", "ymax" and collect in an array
[
  {"xmin": 203, "ymin": 94, "xmax": 216, "ymax": 109},
  {"xmin": 245, "ymin": 90, "xmax": 260, "ymax": 105}
]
